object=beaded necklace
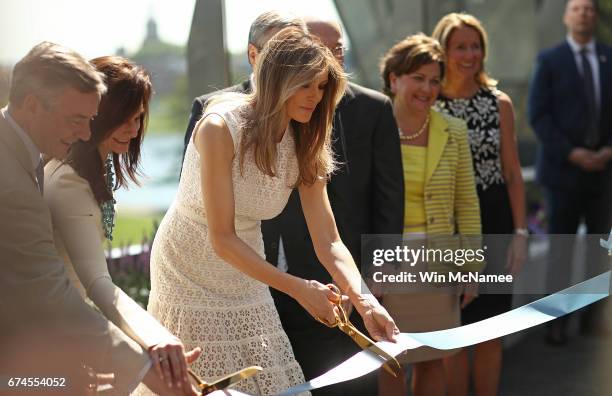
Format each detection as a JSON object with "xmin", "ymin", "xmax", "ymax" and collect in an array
[
  {"xmin": 101, "ymin": 154, "xmax": 116, "ymax": 241},
  {"xmin": 398, "ymin": 113, "xmax": 430, "ymax": 141}
]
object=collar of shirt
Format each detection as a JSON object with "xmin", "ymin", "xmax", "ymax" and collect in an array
[
  {"xmin": 566, "ymin": 34, "xmax": 596, "ymax": 55},
  {"xmin": 1, "ymin": 106, "xmax": 42, "ymax": 169}
]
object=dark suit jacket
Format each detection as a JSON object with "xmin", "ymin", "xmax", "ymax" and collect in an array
[{"xmin": 528, "ymin": 41, "xmax": 612, "ymax": 191}]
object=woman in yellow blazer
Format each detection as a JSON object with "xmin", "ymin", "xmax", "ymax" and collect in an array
[{"xmin": 379, "ymin": 34, "xmax": 481, "ymax": 396}]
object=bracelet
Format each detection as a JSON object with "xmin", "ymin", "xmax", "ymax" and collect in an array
[{"xmin": 514, "ymin": 228, "xmax": 529, "ymax": 237}]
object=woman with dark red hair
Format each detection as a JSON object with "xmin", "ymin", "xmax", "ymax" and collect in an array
[{"xmin": 45, "ymin": 56, "xmax": 200, "ymax": 395}]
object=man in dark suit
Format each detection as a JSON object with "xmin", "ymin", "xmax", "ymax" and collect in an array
[
  {"xmin": 528, "ymin": 0, "xmax": 612, "ymax": 344},
  {"xmin": 261, "ymin": 18, "xmax": 404, "ymax": 395},
  {"xmin": 182, "ymin": 11, "xmax": 307, "ymax": 156}
]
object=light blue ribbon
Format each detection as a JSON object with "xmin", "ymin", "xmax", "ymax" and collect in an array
[{"xmin": 277, "ymin": 271, "xmax": 610, "ymax": 396}]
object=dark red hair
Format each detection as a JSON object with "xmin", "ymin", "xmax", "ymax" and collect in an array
[{"xmin": 67, "ymin": 56, "xmax": 152, "ymax": 204}]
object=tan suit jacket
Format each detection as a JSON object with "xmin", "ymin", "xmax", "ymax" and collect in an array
[{"xmin": 0, "ymin": 114, "xmax": 150, "ymax": 394}]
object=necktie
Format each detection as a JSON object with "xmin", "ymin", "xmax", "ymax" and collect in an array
[
  {"xmin": 580, "ymin": 48, "xmax": 599, "ymax": 148},
  {"xmin": 36, "ymin": 158, "xmax": 44, "ymax": 195}
]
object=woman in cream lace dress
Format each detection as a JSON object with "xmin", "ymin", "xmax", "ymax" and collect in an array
[{"xmin": 145, "ymin": 28, "xmax": 400, "ymax": 395}]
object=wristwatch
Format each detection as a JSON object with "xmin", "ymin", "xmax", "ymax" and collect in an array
[{"xmin": 514, "ymin": 228, "xmax": 529, "ymax": 237}]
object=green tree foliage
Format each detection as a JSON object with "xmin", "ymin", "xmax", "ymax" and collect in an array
[
  {"xmin": 147, "ymin": 74, "xmax": 190, "ymax": 134},
  {"xmin": 597, "ymin": 0, "xmax": 612, "ymax": 44}
]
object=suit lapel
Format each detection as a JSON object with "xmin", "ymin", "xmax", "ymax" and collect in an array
[
  {"xmin": 425, "ymin": 110, "xmax": 448, "ymax": 186},
  {"xmin": 331, "ymin": 84, "xmax": 356, "ymax": 174},
  {"xmin": 327, "ymin": 85, "xmax": 356, "ymax": 213},
  {"xmin": 561, "ymin": 42, "xmax": 581, "ymax": 79},
  {"xmin": 562, "ymin": 41, "xmax": 603, "ymax": 108},
  {"xmin": 560, "ymin": 42, "xmax": 587, "ymax": 100},
  {"xmin": 332, "ymin": 111, "xmax": 349, "ymax": 172},
  {"xmin": 596, "ymin": 43, "xmax": 609, "ymax": 111},
  {"xmin": 0, "ymin": 115, "xmax": 38, "ymax": 187}
]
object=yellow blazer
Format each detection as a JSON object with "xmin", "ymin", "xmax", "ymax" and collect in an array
[{"xmin": 423, "ymin": 108, "xmax": 481, "ymax": 236}]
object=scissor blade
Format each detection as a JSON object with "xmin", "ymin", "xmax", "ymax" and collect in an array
[
  {"xmin": 340, "ymin": 324, "xmax": 402, "ymax": 378},
  {"xmin": 201, "ymin": 366, "xmax": 263, "ymax": 395},
  {"xmin": 366, "ymin": 344, "xmax": 403, "ymax": 378}
]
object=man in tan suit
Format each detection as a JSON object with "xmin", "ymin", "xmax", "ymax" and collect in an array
[{"xmin": 0, "ymin": 42, "xmax": 198, "ymax": 395}]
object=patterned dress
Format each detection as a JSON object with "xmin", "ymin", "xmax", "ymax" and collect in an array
[
  {"xmin": 143, "ymin": 97, "xmax": 308, "ymax": 395},
  {"xmin": 436, "ymin": 87, "xmax": 514, "ymax": 323}
]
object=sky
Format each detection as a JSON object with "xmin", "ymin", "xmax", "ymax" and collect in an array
[{"xmin": 0, "ymin": 0, "xmax": 342, "ymax": 65}]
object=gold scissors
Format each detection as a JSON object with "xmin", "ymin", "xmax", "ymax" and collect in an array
[
  {"xmin": 187, "ymin": 366, "xmax": 262, "ymax": 395},
  {"xmin": 317, "ymin": 284, "xmax": 402, "ymax": 378}
]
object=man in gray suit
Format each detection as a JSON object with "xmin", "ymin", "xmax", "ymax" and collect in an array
[{"xmin": 0, "ymin": 42, "xmax": 199, "ymax": 395}]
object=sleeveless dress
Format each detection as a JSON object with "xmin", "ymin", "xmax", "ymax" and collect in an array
[
  {"xmin": 143, "ymin": 97, "xmax": 308, "ymax": 395},
  {"xmin": 436, "ymin": 87, "xmax": 514, "ymax": 324}
]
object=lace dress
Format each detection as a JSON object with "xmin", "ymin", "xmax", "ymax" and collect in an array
[{"xmin": 142, "ymin": 97, "xmax": 307, "ymax": 395}]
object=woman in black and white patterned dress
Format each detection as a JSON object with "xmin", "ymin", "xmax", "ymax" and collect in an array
[{"xmin": 433, "ymin": 13, "xmax": 527, "ymax": 396}]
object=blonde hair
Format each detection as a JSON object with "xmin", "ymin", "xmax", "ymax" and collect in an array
[
  {"xmin": 241, "ymin": 27, "xmax": 346, "ymax": 186},
  {"xmin": 380, "ymin": 33, "xmax": 444, "ymax": 99},
  {"xmin": 432, "ymin": 13, "xmax": 497, "ymax": 88}
]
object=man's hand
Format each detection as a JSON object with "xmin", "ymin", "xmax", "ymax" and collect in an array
[
  {"xmin": 569, "ymin": 148, "xmax": 605, "ymax": 171},
  {"xmin": 594, "ymin": 146, "xmax": 612, "ymax": 166}
]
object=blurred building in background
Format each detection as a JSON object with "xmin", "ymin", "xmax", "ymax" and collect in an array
[{"xmin": 118, "ymin": 16, "xmax": 189, "ymax": 134}]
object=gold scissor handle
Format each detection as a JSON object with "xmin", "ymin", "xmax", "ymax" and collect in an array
[
  {"xmin": 313, "ymin": 283, "xmax": 344, "ymax": 327},
  {"xmin": 188, "ymin": 366, "xmax": 262, "ymax": 395}
]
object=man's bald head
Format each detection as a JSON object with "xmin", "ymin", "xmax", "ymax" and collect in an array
[{"xmin": 304, "ymin": 17, "xmax": 345, "ymax": 66}]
